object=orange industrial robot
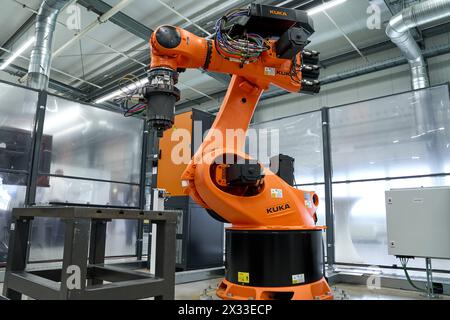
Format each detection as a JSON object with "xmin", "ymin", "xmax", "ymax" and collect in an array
[{"xmin": 142, "ymin": 3, "xmax": 332, "ymax": 300}]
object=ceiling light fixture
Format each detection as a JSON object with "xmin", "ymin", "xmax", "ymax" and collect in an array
[
  {"xmin": 95, "ymin": 78, "xmax": 149, "ymax": 104},
  {"xmin": 0, "ymin": 36, "xmax": 36, "ymax": 71},
  {"xmin": 307, "ymin": 0, "xmax": 347, "ymax": 16}
]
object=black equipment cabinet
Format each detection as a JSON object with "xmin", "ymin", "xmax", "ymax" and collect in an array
[
  {"xmin": 167, "ymin": 196, "xmax": 224, "ymax": 271},
  {"xmin": 270, "ymin": 154, "xmax": 295, "ymax": 186},
  {"xmin": 0, "ymin": 127, "xmax": 52, "ymax": 186},
  {"xmin": 159, "ymin": 109, "xmax": 224, "ymax": 271}
]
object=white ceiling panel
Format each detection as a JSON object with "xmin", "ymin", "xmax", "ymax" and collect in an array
[
  {"xmin": 308, "ymin": 0, "xmax": 391, "ymax": 60},
  {"xmin": 0, "ymin": 0, "xmax": 41, "ymax": 45}
]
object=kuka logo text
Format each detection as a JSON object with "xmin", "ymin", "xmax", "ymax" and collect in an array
[
  {"xmin": 269, "ymin": 10, "xmax": 288, "ymax": 16},
  {"xmin": 266, "ymin": 203, "xmax": 291, "ymax": 214}
]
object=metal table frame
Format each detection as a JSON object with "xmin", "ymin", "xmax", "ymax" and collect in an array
[{"xmin": 2, "ymin": 207, "xmax": 178, "ymax": 300}]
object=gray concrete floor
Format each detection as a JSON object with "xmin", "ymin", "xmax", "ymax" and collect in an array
[
  {"xmin": 2, "ymin": 278, "xmax": 449, "ymax": 300},
  {"xmin": 175, "ymin": 278, "xmax": 450, "ymax": 300},
  {"xmin": 175, "ymin": 278, "xmax": 222, "ymax": 300},
  {"xmin": 331, "ymin": 283, "xmax": 450, "ymax": 300}
]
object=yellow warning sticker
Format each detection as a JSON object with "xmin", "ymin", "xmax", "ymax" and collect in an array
[
  {"xmin": 292, "ymin": 274, "xmax": 305, "ymax": 284},
  {"xmin": 238, "ymin": 272, "xmax": 250, "ymax": 284},
  {"xmin": 271, "ymin": 188, "xmax": 283, "ymax": 198},
  {"xmin": 264, "ymin": 67, "xmax": 276, "ymax": 76}
]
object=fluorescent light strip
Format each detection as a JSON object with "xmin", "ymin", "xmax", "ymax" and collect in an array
[
  {"xmin": 276, "ymin": 0, "xmax": 294, "ymax": 7},
  {"xmin": 307, "ymin": 0, "xmax": 347, "ymax": 16},
  {"xmin": 0, "ymin": 36, "xmax": 36, "ymax": 71},
  {"xmin": 96, "ymin": 77, "xmax": 216, "ymax": 104},
  {"xmin": 95, "ymin": 78, "xmax": 149, "ymax": 104}
]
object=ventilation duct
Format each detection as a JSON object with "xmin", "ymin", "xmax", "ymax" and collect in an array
[
  {"xmin": 386, "ymin": 0, "xmax": 450, "ymax": 90},
  {"xmin": 27, "ymin": 0, "xmax": 71, "ymax": 90}
]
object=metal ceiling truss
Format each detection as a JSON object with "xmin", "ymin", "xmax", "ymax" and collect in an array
[
  {"xmin": 77, "ymin": 0, "xmax": 231, "ymax": 89},
  {"xmin": 4, "ymin": 63, "xmax": 88, "ymax": 98},
  {"xmin": 382, "ymin": 0, "xmax": 420, "ymax": 15},
  {"xmin": 176, "ymin": 18, "xmax": 450, "ymax": 111},
  {"xmin": 2, "ymin": 0, "xmax": 444, "ymax": 109},
  {"xmin": 0, "ymin": 0, "xmax": 322, "ymax": 104},
  {"xmin": 73, "ymin": 44, "xmax": 149, "ymax": 91},
  {"xmin": 77, "ymin": 0, "xmax": 152, "ymax": 40},
  {"xmin": 0, "ymin": 3, "xmax": 91, "ymax": 99},
  {"xmin": 78, "ymin": 0, "xmax": 324, "ymax": 103},
  {"xmin": 75, "ymin": 0, "xmax": 277, "ymax": 102},
  {"xmin": 0, "ymin": 13, "xmax": 36, "ymax": 58}
]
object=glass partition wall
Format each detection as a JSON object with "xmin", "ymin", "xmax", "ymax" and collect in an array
[
  {"xmin": 250, "ymin": 84, "xmax": 450, "ymax": 272},
  {"xmin": 1, "ymin": 78, "xmax": 450, "ymax": 273},
  {"xmin": 250, "ymin": 112, "xmax": 327, "ymax": 240},
  {"xmin": 0, "ymin": 80, "xmax": 146, "ymax": 265},
  {"xmin": 0, "ymin": 83, "xmax": 38, "ymax": 266},
  {"xmin": 329, "ymin": 84, "xmax": 450, "ymax": 270},
  {"xmin": 29, "ymin": 95, "xmax": 144, "ymax": 261}
]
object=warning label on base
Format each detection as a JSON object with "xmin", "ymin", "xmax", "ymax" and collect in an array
[
  {"xmin": 238, "ymin": 272, "xmax": 250, "ymax": 284},
  {"xmin": 292, "ymin": 274, "xmax": 305, "ymax": 284}
]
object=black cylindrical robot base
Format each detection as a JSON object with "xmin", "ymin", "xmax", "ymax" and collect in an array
[{"xmin": 225, "ymin": 229, "xmax": 324, "ymax": 287}]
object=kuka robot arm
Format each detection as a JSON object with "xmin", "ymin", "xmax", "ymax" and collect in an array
[{"xmin": 144, "ymin": 5, "xmax": 321, "ymax": 228}]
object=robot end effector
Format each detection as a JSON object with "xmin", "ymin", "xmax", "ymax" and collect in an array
[{"xmin": 142, "ymin": 67, "xmax": 180, "ymax": 137}]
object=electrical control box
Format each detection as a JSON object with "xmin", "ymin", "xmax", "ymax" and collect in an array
[{"xmin": 385, "ymin": 187, "xmax": 450, "ymax": 259}]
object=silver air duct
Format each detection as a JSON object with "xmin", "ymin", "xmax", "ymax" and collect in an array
[
  {"xmin": 27, "ymin": 0, "xmax": 71, "ymax": 90},
  {"xmin": 387, "ymin": 0, "xmax": 450, "ymax": 174},
  {"xmin": 386, "ymin": 0, "xmax": 450, "ymax": 90}
]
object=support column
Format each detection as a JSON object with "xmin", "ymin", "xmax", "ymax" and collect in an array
[
  {"xmin": 321, "ymin": 107, "xmax": 335, "ymax": 267},
  {"xmin": 147, "ymin": 129, "xmax": 160, "ymax": 269},
  {"xmin": 88, "ymin": 219, "xmax": 108, "ymax": 285},
  {"xmin": 137, "ymin": 122, "xmax": 149, "ymax": 260},
  {"xmin": 154, "ymin": 219, "xmax": 176, "ymax": 300},
  {"xmin": 60, "ymin": 218, "xmax": 91, "ymax": 300},
  {"xmin": 2, "ymin": 217, "xmax": 33, "ymax": 299},
  {"xmin": 25, "ymin": 91, "xmax": 47, "ymax": 206},
  {"xmin": 425, "ymin": 257, "xmax": 435, "ymax": 298}
]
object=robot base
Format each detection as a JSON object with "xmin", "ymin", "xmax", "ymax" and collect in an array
[
  {"xmin": 217, "ymin": 228, "xmax": 333, "ymax": 300},
  {"xmin": 217, "ymin": 278, "xmax": 333, "ymax": 300}
]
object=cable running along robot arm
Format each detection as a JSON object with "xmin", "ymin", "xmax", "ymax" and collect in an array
[{"xmin": 143, "ymin": 3, "xmax": 332, "ymax": 300}]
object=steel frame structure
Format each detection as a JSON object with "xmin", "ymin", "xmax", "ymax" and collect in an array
[{"xmin": 2, "ymin": 206, "xmax": 177, "ymax": 300}]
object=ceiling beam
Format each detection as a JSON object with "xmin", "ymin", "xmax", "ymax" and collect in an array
[
  {"xmin": 78, "ymin": 0, "xmax": 231, "ymax": 88},
  {"xmin": 382, "ymin": 0, "xmax": 420, "ymax": 15},
  {"xmin": 4, "ymin": 63, "xmax": 88, "ymax": 99},
  {"xmin": 321, "ymin": 41, "xmax": 395, "ymax": 67},
  {"xmin": 289, "ymin": 0, "xmax": 326, "ymax": 10},
  {"xmin": 175, "ymin": 17, "xmax": 450, "ymax": 111},
  {"xmin": 0, "ymin": 13, "xmax": 36, "ymax": 58},
  {"xmin": 74, "ymin": 45, "xmax": 149, "ymax": 91},
  {"xmin": 86, "ymin": 0, "xmax": 450, "ymax": 107},
  {"xmin": 78, "ymin": 0, "xmax": 153, "ymax": 40},
  {"xmin": 0, "ymin": 7, "xmax": 95, "ymax": 98},
  {"xmin": 77, "ymin": 52, "xmax": 149, "ymax": 99}
]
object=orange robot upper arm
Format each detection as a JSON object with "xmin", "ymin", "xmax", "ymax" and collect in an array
[{"xmin": 150, "ymin": 25, "xmax": 304, "ymax": 92}]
